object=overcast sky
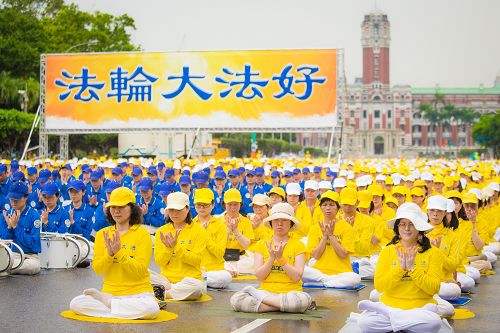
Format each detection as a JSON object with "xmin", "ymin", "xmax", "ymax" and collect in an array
[{"xmin": 70, "ymin": 0, "xmax": 500, "ymax": 88}]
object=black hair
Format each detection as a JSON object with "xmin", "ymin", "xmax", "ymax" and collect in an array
[
  {"xmin": 165, "ymin": 208, "xmax": 193, "ymax": 225},
  {"xmin": 446, "ymin": 211, "xmax": 459, "ymax": 230},
  {"xmin": 319, "ymin": 197, "xmax": 340, "ymax": 210},
  {"xmin": 105, "ymin": 203, "xmax": 143, "ymax": 226},
  {"xmin": 387, "ymin": 219, "xmax": 431, "ymax": 253}
]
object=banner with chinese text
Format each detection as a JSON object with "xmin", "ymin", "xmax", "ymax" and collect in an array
[{"xmin": 44, "ymin": 49, "xmax": 337, "ymax": 131}]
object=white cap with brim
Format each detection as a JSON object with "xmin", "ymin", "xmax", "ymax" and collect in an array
[
  {"xmin": 286, "ymin": 183, "xmax": 301, "ymax": 195},
  {"xmin": 263, "ymin": 202, "xmax": 300, "ymax": 231},
  {"xmin": 387, "ymin": 202, "xmax": 433, "ymax": 232},
  {"xmin": 166, "ymin": 192, "xmax": 190, "ymax": 210},
  {"xmin": 427, "ymin": 195, "xmax": 448, "ymax": 211}
]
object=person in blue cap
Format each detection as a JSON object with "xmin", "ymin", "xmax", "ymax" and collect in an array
[
  {"xmin": 9, "ymin": 160, "xmax": 20, "ymax": 176},
  {"xmin": 282, "ymin": 170, "xmax": 294, "ymax": 188},
  {"xmin": 30, "ymin": 169, "xmax": 52, "ymax": 210},
  {"xmin": 270, "ymin": 170, "xmax": 281, "ymax": 188},
  {"xmin": 92, "ymin": 180, "xmax": 122, "ymax": 235},
  {"xmin": 240, "ymin": 169, "xmax": 258, "ymax": 216},
  {"xmin": 57, "ymin": 163, "xmax": 76, "ymax": 201},
  {"xmin": 157, "ymin": 162, "xmax": 166, "ymax": 182},
  {"xmin": 111, "ymin": 167, "xmax": 127, "ymax": 187},
  {"xmin": 313, "ymin": 166, "xmax": 323, "ymax": 182},
  {"xmin": 253, "ymin": 167, "xmax": 272, "ymax": 195},
  {"xmin": 65, "ymin": 180, "xmax": 94, "ymax": 240},
  {"xmin": 325, "ymin": 170, "xmax": 335, "ymax": 183},
  {"xmin": 293, "ymin": 168, "xmax": 302, "ymax": 184},
  {"xmin": 213, "ymin": 170, "xmax": 228, "ymax": 198},
  {"xmin": 238, "ymin": 167, "xmax": 247, "ymax": 187},
  {"xmin": 118, "ymin": 161, "xmax": 133, "ymax": 186},
  {"xmin": 163, "ymin": 168, "xmax": 180, "ymax": 192},
  {"xmin": 179, "ymin": 175, "xmax": 196, "ymax": 218},
  {"xmin": 79, "ymin": 167, "xmax": 91, "ymax": 184},
  {"xmin": 227, "ymin": 169, "xmax": 242, "ymax": 190},
  {"xmin": 130, "ymin": 166, "xmax": 143, "ymax": 194},
  {"xmin": 146, "ymin": 167, "xmax": 164, "ymax": 195},
  {"xmin": 39, "ymin": 182, "xmax": 70, "ymax": 233},
  {"xmin": 0, "ymin": 181, "xmax": 41, "ymax": 275},
  {"xmin": 0, "ymin": 164, "xmax": 12, "ymax": 201},
  {"xmin": 137, "ymin": 177, "xmax": 165, "ymax": 234},
  {"xmin": 87, "ymin": 171, "xmax": 107, "ymax": 209},
  {"xmin": 11, "ymin": 171, "xmax": 25, "ymax": 183},
  {"xmin": 26, "ymin": 167, "xmax": 40, "ymax": 207}
]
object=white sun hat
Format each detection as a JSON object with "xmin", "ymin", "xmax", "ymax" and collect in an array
[{"xmin": 387, "ymin": 202, "xmax": 433, "ymax": 231}]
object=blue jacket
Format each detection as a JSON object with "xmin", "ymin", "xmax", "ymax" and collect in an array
[
  {"xmin": 64, "ymin": 202, "xmax": 94, "ymax": 240},
  {"xmin": 137, "ymin": 195, "xmax": 165, "ymax": 227},
  {"xmin": 86, "ymin": 184, "xmax": 107, "ymax": 209},
  {"xmin": 0, "ymin": 206, "xmax": 41, "ymax": 253},
  {"xmin": 92, "ymin": 205, "xmax": 110, "ymax": 233},
  {"xmin": 39, "ymin": 204, "xmax": 70, "ymax": 233}
]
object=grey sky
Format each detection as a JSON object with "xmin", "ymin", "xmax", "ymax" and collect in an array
[{"xmin": 70, "ymin": 0, "xmax": 500, "ymax": 88}]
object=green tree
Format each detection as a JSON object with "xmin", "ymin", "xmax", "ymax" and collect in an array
[
  {"xmin": 472, "ymin": 111, "xmax": 500, "ymax": 158},
  {"xmin": 0, "ymin": 109, "xmax": 36, "ymax": 156}
]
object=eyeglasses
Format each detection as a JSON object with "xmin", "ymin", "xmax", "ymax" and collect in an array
[{"xmin": 195, "ymin": 203, "xmax": 211, "ymax": 208}]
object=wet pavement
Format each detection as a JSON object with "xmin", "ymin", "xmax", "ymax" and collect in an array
[{"xmin": 1, "ymin": 262, "xmax": 499, "ymax": 333}]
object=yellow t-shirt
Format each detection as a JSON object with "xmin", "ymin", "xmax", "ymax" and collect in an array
[
  {"xmin": 154, "ymin": 222, "xmax": 208, "ymax": 283},
  {"xmin": 249, "ymin": 224, "xmax": 273, "ymax": 252},
  {"xmin": 294, "ymin": 200, "xmax": 322, "ymax": 239},
  {"xmin": 338, "ymin": 212, "xmax": 376, "ymax": 257},
  {"xmin": 373, "ymin": 205, "xmax": 396, "ymax": 245},
  {"xmin": 368, "ymin": 212, "xmax": 386, "ymax": 254},
  {"xmin": 255, "ymin": 238, "xmax": 306, "ymax": 293},
  {"xmin": 193, "ymin": 215, "xmax": 227, "ymax": 272},
  {"xmin": 217, "ymin": 213, "xmax": 255, "ymax": 251},
  {"xmin": 307, "ymin": 220, "xmax": 355, "ymax": 275},
  {"xmin": 92, "ymin": 224, "xmax": 153, "ymax": 296},
  {"xmin": 375, "ymin": 244, "xmax": 442, "ymax": 310},
  {"xmin": 427, "ymin": 223, "xmax": 460, "ymax": 281}
]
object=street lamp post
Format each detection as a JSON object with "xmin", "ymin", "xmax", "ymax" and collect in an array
[{"xmin": 64, "ymin": 40, "xmax": 98, "ymax": 53}]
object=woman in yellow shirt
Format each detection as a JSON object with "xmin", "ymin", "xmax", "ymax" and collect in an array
[
  {"xmin": 152, "ymin": 192, "xmax": 208, "ymax": 301},
  {"xmin": 70, "ymin": 187, "xmax": 159, "ymax": 319},
  {"xmin": 303, "ymin": 190, "xmax": 361, "ymax": 288},
  {"xmin": 230, "ymin": 203, "xmax": 312, "ymax": 313},
  {"xmin": 357, "ymin": 202, "xmax": 443, "ymax": 333},
  {"xmin": 192, "ymin": 188, "xmax": 232, "ymax": 289},
  {"xmin": 426, "ymin": 195, "xmax": 460, "ymax": 318}
]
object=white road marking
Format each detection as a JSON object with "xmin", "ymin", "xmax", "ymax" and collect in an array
[{"xmin": 230, "ymin": 318, "xmax": 271, "ymax": 333}]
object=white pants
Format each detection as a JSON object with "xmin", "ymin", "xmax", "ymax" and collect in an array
[
  {"xmin": 438, "ymin": 282, "xmax": 461, "ymax": 301},
  {"xmin": 206, "ymin": 270, "xmax": 232, "ymax": 289},
  {"xmin": 351, "ymin": 256, "xmax": 375, "ymax": 279},
  {"xmin": 494, "ymin": 227, "xmax": 500, "ymax": 242},
  {"xmin": 70, "ymin": 292, "xmax": 159, "ymax": 319},
  {"xmin": 302, "ymin": 266, "xmax": 361, "ymax": 288},
  {"xmin": 483, "ymin": 242, "xmax": 500, "ymax": 255},
  {"xmin": 230, "ymin": 290, "xmax": 312, "ymax": 313},
  {"xmin": 457, "ymin": 272, "xmax": 475, "ymax": 291},
  {"xmin": 357, "ymin": 301, "xmax": 442, "ymax": 333},
  {"xmin": 482, "ymin": 249, "xmax": 497, "ymax": 265},
  {"xmin": 465, "ymin": 265, "xmax": 481, "ymax": 282},
  {"xmin": 149, "ymin": 270, "xmax": 205, "ymax": 301},
  {"xmin": 224, "ymin": 252, "xmax": 255, "ymax": 275},
  {"xmin": 11, "ymin": 253, "xmax": 40, "ymax": 275},
  {"xmin": 433, "ymin": 294, "xmax": 455, "ymax": 318}
]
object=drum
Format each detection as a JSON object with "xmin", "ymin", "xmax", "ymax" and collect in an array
[
  {"xmin": 0, "ymin": 240, "xmax": 25, "ymax": 274},
  {"xmin": 39, "ymin": 233, "xmax": 81, "ymax": 269}
]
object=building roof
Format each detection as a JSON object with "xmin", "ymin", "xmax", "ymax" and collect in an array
[{"xmin": 412, "ymin": 86, "xmax": 500, "ymax": 95}]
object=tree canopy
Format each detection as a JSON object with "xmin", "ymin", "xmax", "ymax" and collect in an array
[{"xmin": 472, "ymin": 111, "xmax": 500, "ymax": 158}]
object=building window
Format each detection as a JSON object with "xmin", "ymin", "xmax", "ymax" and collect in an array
[
  {"xmin": 400, "ymin": 124, "xmax": 405, "ymax": 131},
  {"xmin": 363, "ymin": 110, "xmax": 367, "ymax": 119},
  {"xmin": 374, "ymin": 69, "xmax": 379, "ymax": 78},
  {"xmin": 363, "ymin": 122, "xmax": 367, "ymax": 130},
  {"xmin": 374, "ymin": 123, "xmax": 380, "ymax": 129},
  {"xmin": 400, "ymin": 110, "xmax": 405, "ymax": 117},
  {"xmin": 374, "ymin": 55, "xmax": 379, "ymax": 65},
  {"xmin": 392, "ymin": 138, "xmax": 395, "ymax": 148},
  {"xmin": 388, "ymin": 123, "xmax": 392, "ymax": 129},
  {"xmin": 387, "ymin": 110, "xmax": 391, "ymax": 118},
  {"xmin": 374, "ymin": 110, "xmax": 380, "ymax": 118},
  {"xmin": 363, "ymin": 139, "xmax": 366, "ymax": 149},
  {"xmin": 350, "ymin": 110, "xmax": 355, "ymax": 118},
  {"xmin": 401, "ymin": 138, "xmax": 404, "ymax": 145}
]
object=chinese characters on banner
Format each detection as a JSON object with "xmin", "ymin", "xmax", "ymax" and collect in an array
[{"xmin": 45, "ymin": 50, "xmax": 337, "ymax": 130}]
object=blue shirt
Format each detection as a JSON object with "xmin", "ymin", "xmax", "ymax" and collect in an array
[
  {"xmin": 138, "ymin": 195, "xmax": 165, "ymax": 227},
  {"xmin": 39, "ymin": 204, "xmax": 70, "ymax": 233},
  {"xmin": 92, "ymin": 205, "xmax": 110, "ymax": 233},
  {"xmin": 86, "ymin": 183, "xmax": 107, "ymax": 209},
  {"xmin": 0, "ymin": 206, "xmax": 41, "ymax": 253},
  {"xmin": 64, "ymin": 202, "xmax": 94, "ymax": 240},
  {"xmin": 56, "ymin": 175, "xmax": 76, "ymax": 201}
]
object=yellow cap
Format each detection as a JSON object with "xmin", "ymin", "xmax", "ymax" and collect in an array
[
  {"xmin": 340, "ymin": 188, "xmax": 357, "ymax": 205},
  {"xmin": 392, "ymin": 185, "xmax": 406, "ymax": 196},
  {"xmin": 462, "ymin": 193, "xmax": 478, "ymax": 204},
  {"xmin": 346, "ymin": 181, "xmax": 357, "ymax": 189},
  {"xmin": 385, "ymin": 176, "xmax": 394, "ymax": 185},
  {"xmin": 434, "ymin": 175, "xmax": 444, "ymax": 183},
  {"xmin": 410, "ymin": 187, "xmax": 425, "ymax": 197},
  {"xmin": 269, "ymin": 187, "xmax": 286, "ymax": 199},
  {"xmin": 224, "ymin": 188, "xmax": 242, "ymax": 203},
  {"xmin": 444, "ymin": 176, "xmax": 454, "ymax": 188},
  {"xmin": 414, "ymin": 180, "xmax": 427, "ymax": 187},
  {"xmin": 384, "ymin": 196, "xmax": 399, "ymax": 207},
  {"xmin": 357, "ymin": 190, "xmax": 373, "ymax": 209},
  {"xmin": 444, "ymin": 190, "xmax": 462, "ymax": 200},
  {"xmin": 319, "ymin": 190, "xmax": 339, "ymax": 203},
  {"xmin": 194, "ymin": 188, "xmax": 214, "ymax": 204},
  {"xmin": 106, "ymin": 187, "xmax": 136, "ymax": 207},
  {"xmin": 368, "ymin": 184, "xmax": 384, "ymax": 197}
]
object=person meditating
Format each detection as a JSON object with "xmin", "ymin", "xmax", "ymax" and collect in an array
[
  {"xmin": 356, "ymin": 202, "xmax": 443, "ymax": 333},
  {"xmin": 69, "ymin": 187, "xmax": 159, "ymax": 319},
  {"xmin": 230, "ymin": 202, "xmax": 313, "ymax": 313}
]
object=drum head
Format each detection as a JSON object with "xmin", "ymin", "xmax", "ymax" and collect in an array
[{"xmin": 0, "ymin": 244, "xmax": 13, "ymax": 273}]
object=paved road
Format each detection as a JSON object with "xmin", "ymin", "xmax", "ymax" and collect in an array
[{"xmin": 1, "ymin": 264, "xmax": 499, "ymax": 333}]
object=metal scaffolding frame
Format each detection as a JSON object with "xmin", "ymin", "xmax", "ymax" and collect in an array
[{"xmin": 37, "ymin": 50, "xmax": 346, "ymax": 159}]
